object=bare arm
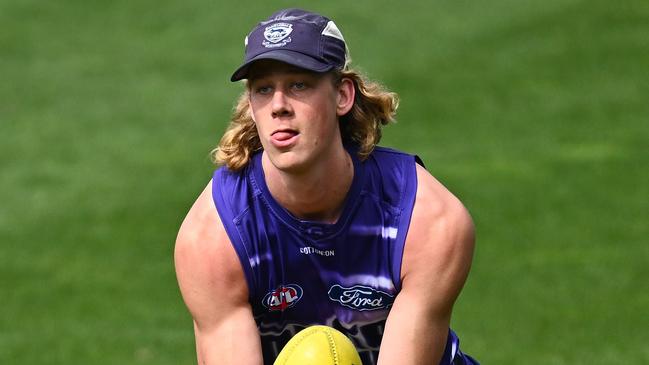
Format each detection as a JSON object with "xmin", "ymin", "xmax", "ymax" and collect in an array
[
  {"xmin": 378, "ymin": 165, "xmax": 475, "ymax": 364},
  {"xmin": 175, "ymin": 181, "xmax": 263, "ymax": 365}
]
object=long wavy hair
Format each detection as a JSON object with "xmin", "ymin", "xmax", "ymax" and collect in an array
[{"xmin": 211, "ymin": 67, "xmax": 399, "ymax": 171}]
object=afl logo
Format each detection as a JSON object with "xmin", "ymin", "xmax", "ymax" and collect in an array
[
  {"xmin": 262, "ymin": 284, "xmax": 303, "ymax": 311},
  {"xmin": 263, "ymin": 22, "xmax": 293, "ymax": 48}
]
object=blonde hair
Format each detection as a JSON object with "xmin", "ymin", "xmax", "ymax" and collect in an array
[{"xmin": 211, "ymin": 68, "xmax": 399, "ymax": 171}]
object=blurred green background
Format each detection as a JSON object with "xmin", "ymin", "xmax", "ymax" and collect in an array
[{"xmin": 1, "ymin": 0, "xmax": 647, "ymax": 363}]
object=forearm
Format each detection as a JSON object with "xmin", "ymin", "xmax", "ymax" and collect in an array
[
  {"xmin": 377, "ymin": 296, "xmax": 450, "ymax": 365},
  {"xmin": 194, "ymin": 308, "xmax": 263, "ymax": 365}
]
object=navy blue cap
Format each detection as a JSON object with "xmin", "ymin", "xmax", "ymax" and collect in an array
[{"xmin": 230, "ymin": 9, "xmax": 348, "ymax": 81}]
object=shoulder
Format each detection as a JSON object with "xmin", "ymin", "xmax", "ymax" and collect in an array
[
  {"xmin": 367, "ymin": 145, "xmax": 413, "ymax": 160},
  {"xmin": 361, "ymin": 146, "xmax": 419, "ymax": 195},
  {"xmin": 175, "ymin": 181, "xmax": 249, "ymax": 319},
  {"xmin": 410, "ymin": 164, "xmax": 474, "ymax": 240},
  {"xmin": 212, "ymin": 159, "xmax": 260, "ymax": 217},
  {"xmin": 175, "ymin": 180, "xmax": 225, "ymax": 263},
  {"xmin": 400, "ymin": 165, "xmax": 475, "ymax": 307},
  {"xmin": 364, "ymin": 146, "xmax": 421, "ymax": 180}
]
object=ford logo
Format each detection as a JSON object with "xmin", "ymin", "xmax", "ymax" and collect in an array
[{"xmin": 328, "ymin": 284, "xmax": 394, "ymax": 311}]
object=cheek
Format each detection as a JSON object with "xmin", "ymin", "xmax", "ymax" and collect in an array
[
  {"xmin": 308, "ymin": 94, "xmax": 338, "ymax": 121},
  {"xmin": 308, "ymin": 111, "xmax": 340, "ymax": 141},
  {"xmin": 250, "ymin": 107, "xmax": 269, "ymax": 133}
]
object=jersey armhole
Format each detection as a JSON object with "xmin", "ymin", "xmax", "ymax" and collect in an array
[
  {"xmin": 390, "ymin": 155, "xmax": 419, "ymax": 291},
  {"xmin": 415, "ymin": 154, "xmax": 425, "ymax": 168},
  {"xmin": 211, "ymin": 169, "xmax": 257, "ymax": 300}
]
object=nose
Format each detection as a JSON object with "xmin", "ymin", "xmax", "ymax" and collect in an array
[{"xmin": 271, "ymin": 90, "xmax": 293, "ymax": 118}]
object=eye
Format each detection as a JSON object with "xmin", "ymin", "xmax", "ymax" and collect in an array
[
  {"xmin": 291, "ymin": 82, "xmax": 307, "ymax": 91},
  {"xmin": 255, "ymin": 85, "xmax": 273, "ymax": 95}
]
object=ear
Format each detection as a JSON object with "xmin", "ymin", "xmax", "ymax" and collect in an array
[{"xmin": 336, "ymin": 78, "xmax": 355, "ymax": 117}]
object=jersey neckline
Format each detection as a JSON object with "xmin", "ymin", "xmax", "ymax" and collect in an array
[{"xmin": 250, "ymin": 145, "xmax": 364, "ymax": 241}]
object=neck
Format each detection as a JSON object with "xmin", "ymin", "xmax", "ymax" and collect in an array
[{"xmin": 261, "ymin": 147, "xmax": 354, "ymax": 224}]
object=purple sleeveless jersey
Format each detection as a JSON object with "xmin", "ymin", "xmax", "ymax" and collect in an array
[{"xmin": 212, "ymin": 146, "xmax": 478, "ymax": 365}]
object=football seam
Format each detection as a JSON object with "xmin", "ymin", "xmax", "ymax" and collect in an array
[{"xmin": 324, "ymin": 328, "xmax": 340, "ymax": 365}]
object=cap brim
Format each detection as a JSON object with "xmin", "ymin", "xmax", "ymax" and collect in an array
[{"xmin": 230, "ymin": 50, "xmax": 334, "ymax": 81}]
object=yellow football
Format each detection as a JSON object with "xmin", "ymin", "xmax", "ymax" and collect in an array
[{"xmin": 273, "ymin": 325, "xmax": 363, "ymax": 365}]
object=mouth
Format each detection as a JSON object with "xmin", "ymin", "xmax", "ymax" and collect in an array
[{"xmin": 270, "ymin": 129, "xmax": 299, "ymax": 148}]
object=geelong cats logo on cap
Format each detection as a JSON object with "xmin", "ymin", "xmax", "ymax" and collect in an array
[{"xmin": 263, "ymin": 22, "xmax": 293, "ymax": 48}]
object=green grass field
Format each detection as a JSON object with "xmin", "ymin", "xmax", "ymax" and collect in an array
[{"xmin": 1, "ymin": 0, "xmax": 647, "ymax": 363}]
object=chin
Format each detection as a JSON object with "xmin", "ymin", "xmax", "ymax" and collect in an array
[{"xmin": 267, "ymin": 151, "xmax": 312, "ymax": 174}]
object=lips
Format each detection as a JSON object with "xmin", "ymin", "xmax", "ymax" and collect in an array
[{"xmin": 271, "ymin": 129, "xmax": 299, "ymax": 148}]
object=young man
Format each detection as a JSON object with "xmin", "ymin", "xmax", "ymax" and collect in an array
[{"xmin": 175, "ymin": 8, "xmax": 479, "ymax": 365}]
